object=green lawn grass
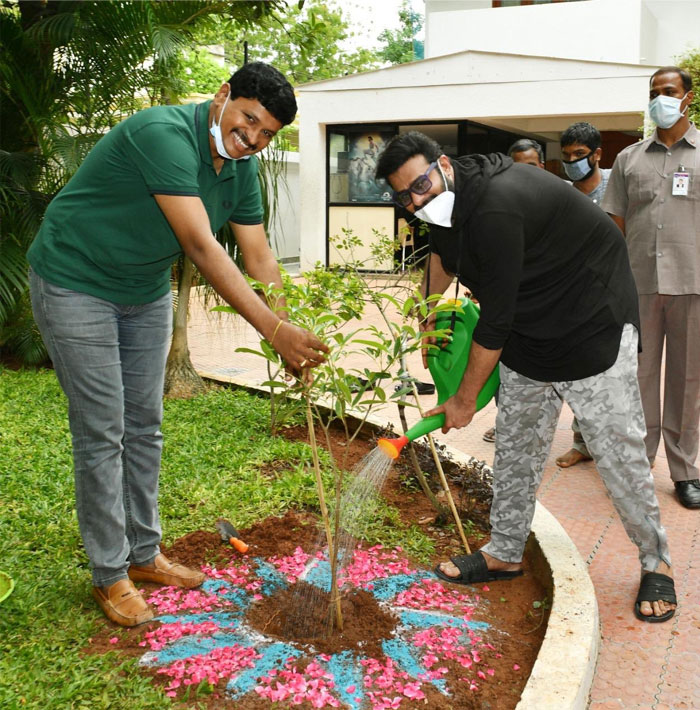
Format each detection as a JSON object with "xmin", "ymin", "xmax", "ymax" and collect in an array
[{"xmin": 0, "ymin": 368, "xmax": 432, "ymax": 709}]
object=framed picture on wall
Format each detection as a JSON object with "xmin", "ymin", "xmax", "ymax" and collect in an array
[{"xmin": 347, "ymin": 130, "xmax": 394, "ymax": 203}]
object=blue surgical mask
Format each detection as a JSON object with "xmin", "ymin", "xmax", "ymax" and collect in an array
[
  {"xmin": 649, "ymin": 93, "xmax": 689, "ymax": 129},
  {"xmin": 562, "ymin": 153, "xmax": 595, "ymax": 182}
]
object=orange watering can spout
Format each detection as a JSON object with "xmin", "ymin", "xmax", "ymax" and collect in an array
[{"xmin": 377, "ymin": 435, "xmax": 409, "ymax": 460}]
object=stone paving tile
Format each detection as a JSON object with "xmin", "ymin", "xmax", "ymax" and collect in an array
[
  {"xmin": 550, "ymin": 514, "xmax": 613, "ymax": 562},
  {"xmin": 186, "ymin": 287, "xmax": 700, "ymax": 710},
  {"xmin": 655, "ymin": 650, "xmax": 700, "ymax": 708},
  {"xmin": 590, "ymin": 640, "xmax": 668, "ymax": 708},
  {"xmin": 538, "ymin": 468, "xmax": 616, "ymax": 523}
]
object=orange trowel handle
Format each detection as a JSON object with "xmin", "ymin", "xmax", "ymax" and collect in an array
[{"xmin": 229, "ymin": 537, "xmax": 249, "ymax": 553}]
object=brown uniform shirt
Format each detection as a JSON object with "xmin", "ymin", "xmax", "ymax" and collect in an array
[{"xmin": 602, "ymin": 123, "xmax": 699, "ymax": 296}]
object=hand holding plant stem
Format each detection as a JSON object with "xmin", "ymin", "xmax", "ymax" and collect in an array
[
  {"xmin": 230, "ymin": 231, "xmax": 456, "ymax": 633},
  {"xmin": 270, "ymin": 319, "xmax": 329, "ymax": 373}
]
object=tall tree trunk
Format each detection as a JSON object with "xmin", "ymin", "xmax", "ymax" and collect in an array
[{"xmin": 164, "ymin": 256, "xmax": 206, "ymax": 399}]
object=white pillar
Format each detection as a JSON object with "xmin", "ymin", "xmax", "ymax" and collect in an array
[{"xmin": 298, "ymin": 95, "xmax": 328, "ymax": 270}]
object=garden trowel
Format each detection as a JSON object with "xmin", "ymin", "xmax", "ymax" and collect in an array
[{"xmin": 215, "ymin": 518, "xmax": 249, "ymax": 553}]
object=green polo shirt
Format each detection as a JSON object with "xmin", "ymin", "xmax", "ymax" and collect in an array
[{"xmin": 27, "ymin": 101, "xmax": 263, "ymax": 304}]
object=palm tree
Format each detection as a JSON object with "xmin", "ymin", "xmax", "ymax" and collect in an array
[{"xmin": 0, "ymin": 0, "xmax": 285, "ymax": 366}]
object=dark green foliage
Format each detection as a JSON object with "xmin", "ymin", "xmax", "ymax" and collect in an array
[
  {"xmin": 0, "ymin": 0, "xmax": 287, "ymax": 365},
  {"xmin": 376, "ymin": 0, "xmax": 423, "ymax": 65},
  {"xmin": 677, "ymin": 48, "xmax": 700, "ymax": 125}
]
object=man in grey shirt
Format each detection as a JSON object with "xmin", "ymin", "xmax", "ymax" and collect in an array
[
  {"xmin": 603, "ymin": 66, "xmax": 699, "ymax": 509},
  {"xmin": 556, "ymin": 122, "xmax": 612, "ymax": 468}
]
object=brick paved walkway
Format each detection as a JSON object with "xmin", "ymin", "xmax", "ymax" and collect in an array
[{"xmin": 187, "ymin": 287, "xmax": 700, "ymax": 710}]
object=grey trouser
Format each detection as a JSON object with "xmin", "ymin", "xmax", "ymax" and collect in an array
[
  {"xmin": 638, "ymin": 293, "xmax": 700, "ymax": 482},
  {"xmin": 30, "ymin": 270, "xmax": 172, "ymax": 587},
  {"xmin": 481, "ymin": 324, "xmax": 671, "ymax": 572}
]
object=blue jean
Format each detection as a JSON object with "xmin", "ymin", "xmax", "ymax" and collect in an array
[{"xmin": 30, "ymin": 270, "xmax": 172, "ymax": 586}]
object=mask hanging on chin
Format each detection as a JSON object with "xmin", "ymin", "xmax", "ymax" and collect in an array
[
  {"xmin": 414, "ymin": 163, "xmax": 455, "ymax": 228},
  {"xmin": 210, "ymin": 89, "xmax": 250, "ymax": 161},
  {"xmin": 648, "ymin": 93, "xmax": 689, "ymax": 129}
]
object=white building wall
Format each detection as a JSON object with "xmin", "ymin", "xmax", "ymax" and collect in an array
[
  {"xmin": 425, "ymin": 0, "xmax": 700, "ymax": 66},
  {"xmin": 298, "ymin": 118, "xmax": 328, "ymax": 269},
  {"xmin": 647, "ymin": 1, "xmax": 700, "ymax": 65},
  {"xmin": 264, "ymin": 151, "xmax": 301, "ymax": 270},
  {"xmin": 425, "ymin": 0, "xmax": 643, "ymax": 63},
  {"xmin": 638, "ymin": 1, "xmax": 658, "ymax": 64}
]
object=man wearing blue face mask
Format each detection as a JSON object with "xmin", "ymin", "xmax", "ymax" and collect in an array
[
  {"xmin": 27, "ymin": 62, "xmax": 328, "ymax": 627},
  {"xmin": 556, "ymin": 122, "xmax": 612, "ymax": 469},
  {"xmin": 376, "ymin": 131, "xmax": 677, "ymax": 623},
  {"xmin": 560, "ymin": 122, "xmax": 611, "ymax": 206},
  {"xmin": 603, "ymin": 66, "xmax": 699, "ymax": 510}
]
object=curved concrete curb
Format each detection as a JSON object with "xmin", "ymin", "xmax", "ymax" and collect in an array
[
  {"xmin": 416, "ymin": 439, "xmax": 599, "ymax": 710},
  {"xmin": 198, "ymin": 372, "xmax": 600, "ymax": 709},
  {"xmin": 518, "ymin": 503, "xmax": 599, "ymax": 710}
]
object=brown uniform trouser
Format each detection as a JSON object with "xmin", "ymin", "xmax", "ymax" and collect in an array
[{"xmin": 638, "ymin": 293, "xmax": 700, "ymax": 482}]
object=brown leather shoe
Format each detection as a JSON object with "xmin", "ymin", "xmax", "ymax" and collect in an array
[
  {"xmin": 92, "ymin": 579, "xmax": 154, "ymax": 627},
  {"xmin": 128, "ymin": 553, "xmax": 205, "ymax": 589}
]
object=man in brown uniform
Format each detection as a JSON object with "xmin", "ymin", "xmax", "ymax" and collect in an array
[{"xmin": 603, "ymin": 66, "xmax": 699, "ymax": 509}]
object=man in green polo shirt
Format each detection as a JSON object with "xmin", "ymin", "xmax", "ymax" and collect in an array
[{"xmin": 27, "ymin": 62, "xmax": 328, "ymax": 627}]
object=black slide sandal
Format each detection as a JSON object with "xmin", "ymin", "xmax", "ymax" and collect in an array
[{"xmin": 434, "ymin": 552, "xmax": 523, "ymax": 585}]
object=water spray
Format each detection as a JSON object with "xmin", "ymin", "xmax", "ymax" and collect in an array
[{"xmin": 378, "ymin": 298, "xmax": 499, "ymax": 460}]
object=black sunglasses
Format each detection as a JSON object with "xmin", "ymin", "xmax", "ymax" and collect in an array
[{"xmin": 391, "ymin": 161, "xmax": 438, "ymax": 207}]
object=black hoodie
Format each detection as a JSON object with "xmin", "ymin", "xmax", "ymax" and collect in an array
[{"xmin": 428, "ymin": 154, "xmax": 640, "ymax": 382}]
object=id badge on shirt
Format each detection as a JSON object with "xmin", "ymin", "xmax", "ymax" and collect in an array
[{"xmin": 672, "ymin": 169, "xmax": 690, "ymax": 196}]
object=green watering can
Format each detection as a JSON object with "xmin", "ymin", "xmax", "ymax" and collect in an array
[{"xmin": 378, "ymin": 298, "xmax": 500, "ymax": 459}]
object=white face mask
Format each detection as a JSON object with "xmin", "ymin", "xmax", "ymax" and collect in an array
[
  {"xmin": 209, "ymin": 90, "xmax": 251, "ymax": 161},
  {"xmin": 648, "ymin": 92, "xmax": 689, "ymax": 129},
  {"xmin": 210, "ymin": 89, "xmax": 235, "ymax": 160},
  {"xmin": 414, "ymin": 164, "xmax": 455, "ymax": 228}
]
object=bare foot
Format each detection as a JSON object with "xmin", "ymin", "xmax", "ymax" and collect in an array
[
  {"xmin": 555, "ymin": 448, "xmax": 592, "ymax": 468},
  {"xmin": 638, "ymin": 561, "xmax": 676, "ymax": 619},
  {"xmin": 438, "ymin": 550, "xmax": 522, "ymax": 578}
]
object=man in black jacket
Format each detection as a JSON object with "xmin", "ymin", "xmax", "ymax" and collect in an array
[{"xmin": 375, "ymin": 131, "xmax": 676, "ymax": 622}]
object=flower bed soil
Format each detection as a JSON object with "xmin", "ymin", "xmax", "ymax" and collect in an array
[{"xmin": 86, "ymin": 421, "xmax": 549, "ymax": 710}]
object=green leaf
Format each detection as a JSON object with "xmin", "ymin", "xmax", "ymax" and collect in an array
[
  {"xmin": 260, "ymin": 380, "xmax": 289, "ymax": 390},
  {"xmin": 234, "ymin": 346, "xmax": 274, "ymax": 361}
]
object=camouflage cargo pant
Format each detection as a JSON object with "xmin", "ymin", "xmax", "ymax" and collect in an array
[
  {"xmin": 481, "ymin": 324, "xmax": 671, "ymax": 572},
  {"xmin": 570, "ymin": 417, "xmax": 590, "ymax": 457}
]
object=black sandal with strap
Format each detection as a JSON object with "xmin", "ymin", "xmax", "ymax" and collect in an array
[
  {"xmin": 434, "ymin": 552, "xmax": 523, "ymax": 586},
  {"xmin": 634, "ymin": 572, "xmax": 677, "ymax": 623}
]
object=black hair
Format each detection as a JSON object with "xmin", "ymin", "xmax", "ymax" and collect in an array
[
  {"xmin": 375, "ymin": 131, "xmax": 442, "ymax": 181},
  {"xmin": 650, "ymin": 66, "xmax": 693, "ymax": 93},
  {"xmin": 227, "ymin": 62, "xmax": 297, "ymax": 126},
  {"xmin": 560, "ymin": 122, "xmax": 601, "ymax": 152},
  {"xmin": 507, "ymin": 138, "xmax": 544, "ymax": 162}
]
